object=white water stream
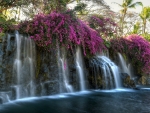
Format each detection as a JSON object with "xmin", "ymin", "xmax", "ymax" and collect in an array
[
  {"xmin": 90, "ymin": 55, "xmax": 122, "ymax": 89},
  {"xmin": 13, "ymin": 31, "xmax": 36, "ymax": 99},
  {"xmin": 76, "ymin": 47, "xmax": 86, "ymax": 91},
  {"xmin": 118, "ymin": 53, "xmax": 134, "ymax": 78}
]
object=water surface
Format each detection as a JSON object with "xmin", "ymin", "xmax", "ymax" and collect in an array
[{"xmin": 0, "ymin": 89, "xmax": 150, "ymax": 113}]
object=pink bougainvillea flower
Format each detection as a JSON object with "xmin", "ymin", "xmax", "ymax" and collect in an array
[
  {"xmin": 111, "ymin": 34, "xmax": 150, "ymax": 74},
  {"xmin": 88, "ymin": 15, "xmax": 118, "ymax": 39},
  {"xmin": 18, "ymin": 11, "xmax": 106, "ymax": 55}
]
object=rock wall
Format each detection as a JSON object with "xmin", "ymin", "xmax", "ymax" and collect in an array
[
  {"xmin": 0, "ymin": 34, "xmax": 16, "ymax": 91},
  {"xmin": 0, "ymin": 37, "xmax": 2, "ymax": 90},
  {"xmin": 1, "ymin": 32, "xmax": 150, "ymax": 103},
  {"xmin": 35, "ymin": 47, "xmax": 60, "ymax": 95},
  {"xmin": 138, "ymin": 74, "xmax": 150, "ymax": 85},
  {"xmin": 0, "ymin": 33, "xmax": 89, "ymax": 101},
  {"xmin": 35, "ymin": 47, "xmax": 80, "ymax": 95}
]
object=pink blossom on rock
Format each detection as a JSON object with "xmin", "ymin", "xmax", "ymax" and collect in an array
[
  {"xmin": 18, "ymin": 11, "xmax": 106, "ymax": 55},
  {"xmin": 111, "ymin": 34, "xmax": 150, "ymax": 74}
]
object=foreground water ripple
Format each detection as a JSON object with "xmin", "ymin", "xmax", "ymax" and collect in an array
[{"xmin": 0, "ymin": 89, "xmax": 150, "ymax": 113}]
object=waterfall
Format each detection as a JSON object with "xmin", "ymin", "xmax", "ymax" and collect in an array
[
  {"xmin": 75, "ymin": 47, "xmax": 86, "ymax": 91},
  {"xmin": 57, "ymin": 43, "xmax": 63, "ymax": 93},
  {"xmin": 90, "ymin": 56, "xmax": 122, "ymax": 89},
  {"xmin": 13, "ymin": 31, "xmax": 22, "ymax": 99},
  {"xmin": 60, "ymin": 57, "xmax": 73, "ymax": 92},
  {"xmin": 118, "ymin": 53, "xmax": 134, "ymax": 78},
  {"xmin": 13, "ymin": 31, "xmax": 36, "ymax": 99},
  {"xmin": 57, "ymin": 44, "xmax": 73, "ymax": 93},
  {"xmin": 1, "ymin": 32, "xmax": 134, "ymax": 103},
  {"xmin": 0, "ymin": 92, "xmax": 11, "ymax": 103},
  {"xmin": 6, "ymin": 34, "xmax": 11, "ymax": 53}
]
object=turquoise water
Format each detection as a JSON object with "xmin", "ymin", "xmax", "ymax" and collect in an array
[{"xmin": 0, "ymin": 89, "xmax": 150, "ymax": 113}]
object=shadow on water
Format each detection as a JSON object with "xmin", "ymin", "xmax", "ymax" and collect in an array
[{"xmin": 0, "ymin": 89, "xmax": 150, "ymax": 113}]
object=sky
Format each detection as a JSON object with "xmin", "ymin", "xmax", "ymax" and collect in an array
[{"xmin": 104, "ymin": 0, "xmax": 150, "ymax": 13}]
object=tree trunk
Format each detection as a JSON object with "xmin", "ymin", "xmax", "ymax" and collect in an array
[
  {"xmin": 143, "ymin": 19, "xmax": 146, "ymax": 34},
  {"xmin": 121, "ymin": 14, "xmax": 125, "ymax": 34},
  {"xmin": 121, "ymin": 8, "xmax": 127, "ymax": 35}
]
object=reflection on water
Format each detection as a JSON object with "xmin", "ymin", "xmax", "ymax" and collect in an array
[{"xmin": 0, "ymin": 90, "xmax": 150, "ymax": 113}]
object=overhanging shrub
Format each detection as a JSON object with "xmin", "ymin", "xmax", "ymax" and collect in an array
[
  {"xmin": 111, "ymin": 34, "xmax": 150, "ymax": 74},
  {"xmin": 18, "ymin": 11, "xmax": 106, "ymax": 55}
]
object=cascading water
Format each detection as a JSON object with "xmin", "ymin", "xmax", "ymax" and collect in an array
[
  {"xmin": 13, "ymin": 32, "xmax": 22, "ymax": 99},
  {"xmin": 90, "ymin": 56, "xmax": 122, "ymax": 89},
  {"xmin": 57, "ymin": 45, "xmax": 73, "ymax": 93},
  {"xmin": 23, "ymin": 37, "xmax": 36, "ymax": 96},
  {"xmin": 75, "ymin": 47, "xmax": 86, "ymax": 91},
  {"xmin": 6, "ymin": 34, "xmax": 11, "ymax": 54},
  {"xmin": 13, "ymin": 31, "xmax": 36, "ymax": 99},
  {"xmin": 118, "ymin": 53, "xmax": 134, "ymax": 78},
  {"xmin": 0, "ymin": 92, "xmax": 11, "ymax": 103},
  {"xmin": 0, "ymin": 31, "xmax": 139, "ymax": 106},
  {"xmin": 60, "ymin": 57, "xmax": 73, "ymax": 92}
]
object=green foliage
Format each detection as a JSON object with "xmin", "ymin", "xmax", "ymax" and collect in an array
[
  {"xmin": 0, "ymin": 11, "xmax": 17, "ymax": 37},
  {"xmin": 140, "ymin": 7, "xmax": 150, "ymax": 20},
  {"xmin": 139, "ymin": 7, "xmax": 150, "ymax": 34},
  {"xmin": 130, "ymin": 22, "xmax": 141, "ymax": 34},
  {"xmin": 113, "ymin": 0, "xmax": 143, "ymax": 35},
  {"xmin": 142, "ymin": 33, "xmax": 150, "ymax": 41},
  {"xmin": 104, "ymin": 40, "xmax": 111, "ymax": 48},
  {"xmin": 73, "ymin": 2, "xmax": 87, "ymax": 15}
]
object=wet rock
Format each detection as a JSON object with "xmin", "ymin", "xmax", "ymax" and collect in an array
[
  {"xmin": 138, "ymin": 76, "xmax": 146, "ymax": 85},
  {"xmin": 0, "ymin": 97, "xmax": 3, "ymax": 104},
  {"xmin": 146, "ymin": 78, "xmax": 150, "ymax": 84},
  {"xmin": 138, "ymin": 74, "xmax": 150, "ymax": 85},
  {"xmin": 70, "ymin": 65, "xmax": 76, "ymax": 72},
  {"xmin": 97, "ymin": 75, "xmax": 103, "ymax": 89},
  {"xmin": 42, "ymin": 81, "xmax": 59, "ymax": 95},
  {"xmin": 11, "ymin": 86, "xmax": 17, "ymax": 100},
  {"xmin": 88, "ymin": 73, "xmax": 106, "ymax": 89},
  {"xmin": 121, "ymin": 73, "xmax": 136, "ymax": 88}
]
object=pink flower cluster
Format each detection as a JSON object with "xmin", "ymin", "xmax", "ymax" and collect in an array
[
  {"xmin": 111, "ymin": 34, "xmax": 150, "ymax": 74},
  {"xmin": 18, "ymin": 11, "xmax": 106, "ymax": 55},
  {"xmin": 88, "ymin": 15, "xmax": 118, "ymax": 38}
]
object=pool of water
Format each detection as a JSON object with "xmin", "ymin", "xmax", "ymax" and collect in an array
[{"xmin": 0, "ymin": 89, "xmax": 150, "ymax": 113}]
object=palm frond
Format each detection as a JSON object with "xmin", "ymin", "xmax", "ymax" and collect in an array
[
  {"xmin": 139, "ymin": 13, "xmax": 144, "ymax": 19},
  {"xmin": 112, "ymin": 2, "xmax": 122, "ymax": 7},
  {"xmin": 128, "ymin": 2, "xmax": 143, "ymax": 8},
  {"xmin": 140, "ymin": 7, "xmax": 150, "ymax": 19},
  {"xmin": 140, "ymin": 7, "xmax": 150, "ymax": 33},
  {"xmin": 126, "ymin": 0, "xmax": 133, "ymax": 6}
]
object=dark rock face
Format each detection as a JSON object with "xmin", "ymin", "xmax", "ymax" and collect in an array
[
  {"xmin": 0, "ymin": 97, "xmax": 3, "ymax": 104},
  {"xmin": 1, "ymin": 34, "xmax": 16, "ymax": 91},
  {"xmin": 121, "ymin": 73, "xmax": 136, "ymax": 88},
  {"xmin": 35, "ymin": 47, "xmax": 80, "ymax": 94},
  {"xmin": 35, "ymin": 48, "xmax": 60, "ymax": 95},
  {"xmin": 138, "ymin": 74, "xmax": 150, "ymax": 85},
  {"xmin": 88, "ymin": 71, "xmax": 103, "ymax": 89},
  {"xmin": 0, "ymin": 33, "xmax": 87, "ymax": 102},
  {"xmin": 40, "ymin": 81, "xmax": 59, "ymax": 95},
  {"xmin": 87, "ymin": 57, "xmax": 116, "ymax": 89}
]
